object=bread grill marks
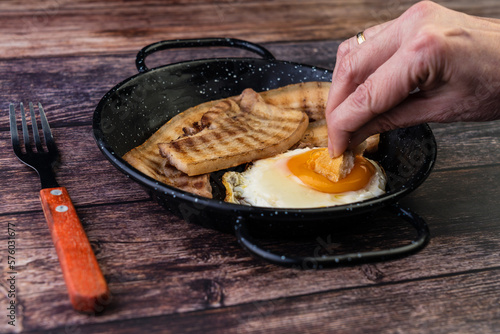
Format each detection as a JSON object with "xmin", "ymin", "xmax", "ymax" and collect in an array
[
  {"xmin": 122, "ymin": 82, "xmax": 334, "ymax": 198},
  {"xmin": 160, "ymin": 160, "xmax": 212, "ymax": 197},
  {"xmin": 260, "ymin": 81, "xmax": 329, "ymax": 122},
  {"xmin": 122, "ymin": 142, "xmax": 213, "ymax": 198},
  {"xmin": 158, "ymin": 88, "xmax": 309, "ymax": 176}
]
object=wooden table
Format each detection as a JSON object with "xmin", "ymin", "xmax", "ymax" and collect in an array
[{"xmin": 1, "ymin": 1, "xmax": 500, "ymax": 333}]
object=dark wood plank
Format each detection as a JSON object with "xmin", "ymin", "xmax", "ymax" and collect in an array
[
  {"xmin": 2, "ymin": 2, "xmax": 500, "ymax": 333},
  {"xmin": 1, "ymin": 163, "xmax": 500, "ymax": 331},
  {"xmin": 430, "ymin": 122, "xmax": 500, "ymax": 170},
  {"xmin": 0, "ymin": 40, "xmax": 340, "ymax": 129},
  {"xmin": 0, "ymin": 0, "xmax": 393, "ymax": 58},
  {"xmin": 29, "ymin": 269, "xmax": 499, "ymax": 334},
  {"xmin": 10, "ymin": 242, "xmax": 500, "ymax": 333},
  {"xmin": 0, "ymin": 54, "xmax": 137, "ymax": 126},
  {"xmin": 0, "ymin": 125, "xmax": 148, "ymax": 214},
  {"xmin": 2, "ymin": 0, "xmax": 500, "ymax": 59}
]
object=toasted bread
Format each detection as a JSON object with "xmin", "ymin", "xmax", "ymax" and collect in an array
[
  {"xmin": 306, "ymin": 148, "xmax": 355, "ymax": 182},
  {"xmin": 158, "ymin": 88, "xmax": 309, "ymax": 176},
  {"xmin": 294, "ymin": 119, "xmax": 329, "ymax": 148},
  {"xmin": 295, "ymin": 119, "xmax": 380, "ymax": 154},
  {"xmin": 260, "ymin": 81, "xmax": 330, "ymax": 121},
  {"xmin": 122, "ymin": 99, "xmax": 222, "ymax": 198},
  {"xmin": 123, "ymin": 142, "xmax": 213, "ymax": 198},
  {"xmin": 364, "ymin": 133, "xmax": 380, "ymax": 154}
]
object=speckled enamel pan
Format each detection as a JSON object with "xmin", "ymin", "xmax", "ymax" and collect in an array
[{"xmin": 93, "ymin": 38, "xmax": 437, "ymax": 268}]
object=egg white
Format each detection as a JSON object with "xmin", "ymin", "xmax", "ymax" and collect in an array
[{"xmin": 222, "ymin": 147, "xmax": 386, "ymax": 208}]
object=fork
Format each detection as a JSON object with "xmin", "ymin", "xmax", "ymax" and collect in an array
[{"xmin": 9, "ymin": 102, "xmax": 110, "ymax": 313}]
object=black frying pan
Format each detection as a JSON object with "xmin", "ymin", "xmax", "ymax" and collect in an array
[{"xmin": 93, "ymin": 38, "xmax": 437, "ymax": 268}]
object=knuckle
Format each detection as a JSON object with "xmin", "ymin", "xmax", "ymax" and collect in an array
[
  {"xmin": 351, "ymin": 80, "xmax": 376, "ymax": 114},
  {"xmin": 408, "ymin": 28, "xmax": 448, "ymax": 85},
  {"xmin": 335, "ymin": 53, "xmax": 356, "ymax": 84},
  {"xmin": 372, "ymin": 114, "xmax": 399, "ymax": 134},
  {"xmin": 412, "ymin": 27, "xmax": 445, "ymax": 52},
  {"xmin": 326, "ymin": 109, "xmax": 343, "ymax": 129},
  {"xmin": 403, "ymin": 1, "xmax": 438, "ymax": 21},
  {"xmin": 336, "ymin": 40, "xmax": 351, "ymax": 60}
]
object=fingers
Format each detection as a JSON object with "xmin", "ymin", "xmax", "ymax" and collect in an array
[
  {"xmin": 326, "ymin": 20, "xmax": 397, "ymax": 117},
  {"xmin": 347, "ymin": 92, "xmax": 450, "ymax": 148},
  {"xmin": 350, "ymin": 19, "xmax": 396, "ymax": 49},
  {"xmin": 326, "ymin": 21, "xmax": 401, "ymax": 157},
  {"xmin": 327, "ymin": 46, "xmax": 423, "ymax": 157}
]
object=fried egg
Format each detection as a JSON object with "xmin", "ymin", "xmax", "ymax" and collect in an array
[{"xmin": 222, "ymin": 147, "xmax": 386, "ymax": 208}]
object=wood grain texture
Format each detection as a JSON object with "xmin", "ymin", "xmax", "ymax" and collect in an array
[
  {"xmin": 1, "ymin": 0, "xmax": 500, "ymax": 59},
  {"xmin": 1, "ymin": 164, "xmax": 500, "ymax": 331},
  {"xmin": 0, "ymin": 40, "xmax": 340, "ymax": 128},
  {"xmin": 22, "ymin": 269, "xmax": 499, "ymax": 334},
  {"xmin": 2, "ymin": 1, "xmax": 500, "ymax": 333}
]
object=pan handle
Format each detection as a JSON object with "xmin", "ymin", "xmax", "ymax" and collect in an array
[
  {"xmin": 136, "ymin": 38, "xmax": 276, "ymax": 73},
  {"xmin": 234, "ymin": 205, "xmax": 430, "ymax": 269}
]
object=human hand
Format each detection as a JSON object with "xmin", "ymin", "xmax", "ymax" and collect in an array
[{"xmin": 326, "ymin": 1, "xmax": 500, "ymax": 157}]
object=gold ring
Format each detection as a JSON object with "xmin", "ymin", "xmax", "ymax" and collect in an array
[{"xmin": 356, "ymin": 31, "xmax": 366, "ymax": 45}]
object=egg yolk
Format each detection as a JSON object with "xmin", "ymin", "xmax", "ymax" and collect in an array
[{"xmin": 286, "ymin": 149, "xmax": 376, "ymax": 193}]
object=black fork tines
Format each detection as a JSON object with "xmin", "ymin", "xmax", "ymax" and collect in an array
[
  {"xmin": 9, "ymin": 102, "xmax": 57, "ymax": 156},
  {"xmin": 9, "ymin": 102, "xmax": 60, "ymax": 189},
  {"xmin": 27, "ymin": 102, "xmax": 43, "ymax": 152}
]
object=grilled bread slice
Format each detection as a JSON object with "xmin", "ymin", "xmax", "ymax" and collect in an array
[
  {"xmin": 260, "ymin": 81, "xmax": 330, "ymax": 121},
  {"xmin": 158, "ymin": 88, "xmax": 309, "ymax": 176}
]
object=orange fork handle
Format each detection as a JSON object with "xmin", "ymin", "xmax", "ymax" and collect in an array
[{"xmin": 40, "ymin": 187, "xmax": 110, "ymax": 313}]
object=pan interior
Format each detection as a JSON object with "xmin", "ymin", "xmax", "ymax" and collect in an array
[{"xmin": 94, "ymin": 58, "xmax": 436, "ymax": 212}]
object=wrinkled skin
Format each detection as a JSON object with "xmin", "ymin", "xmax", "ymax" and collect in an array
[{"xmin": 326, "ymin": 1, "xmax": 500, "ymax": 157}]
